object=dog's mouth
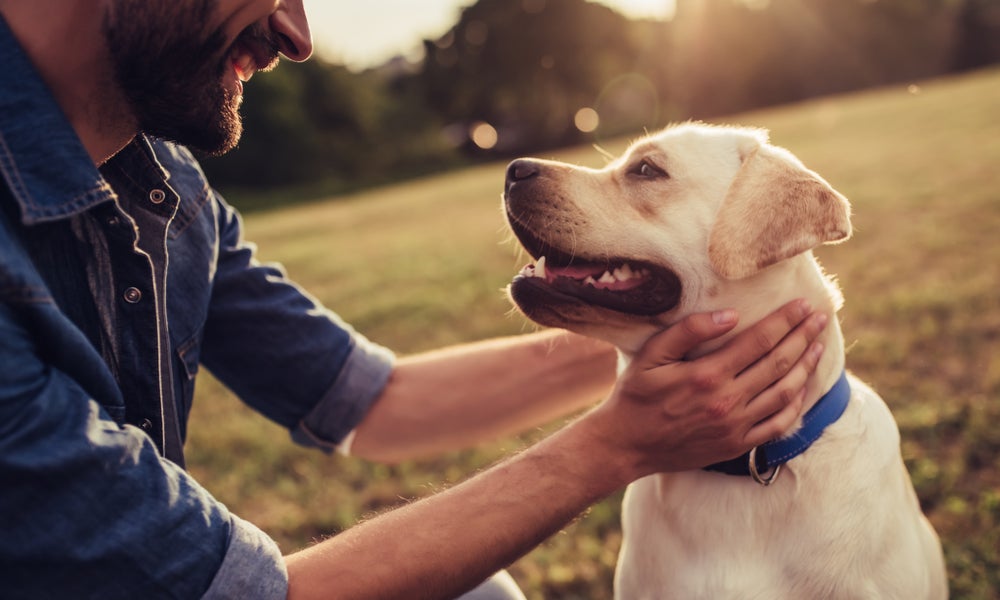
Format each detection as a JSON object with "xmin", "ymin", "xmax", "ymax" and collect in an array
[{"xmin": 508, "ymin": 215, "xmax": 682, "ymax": 316}]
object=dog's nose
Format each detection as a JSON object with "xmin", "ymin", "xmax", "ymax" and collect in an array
[{"xmin": 506, "ymin": 159, "xmax": 540, "ymax": 184}]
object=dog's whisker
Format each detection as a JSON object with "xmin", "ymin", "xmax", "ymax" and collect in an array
[{"xmin": 593, "ymin": 144, "xmax": 616, "ymax": 164}]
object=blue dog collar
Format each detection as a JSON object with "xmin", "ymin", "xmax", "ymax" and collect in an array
[{"xmin": 704, "ymin": 370, "xmax": 851, "ymax": 485}]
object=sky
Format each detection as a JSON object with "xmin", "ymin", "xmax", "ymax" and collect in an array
[{"xmin": 305, "ymin": 0, "xmax": 676, "ymax": 70}]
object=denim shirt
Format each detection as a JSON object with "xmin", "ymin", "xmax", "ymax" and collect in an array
[{"xmin": 0, "ymin": 15, "xmax": 394, "ymax": 599}]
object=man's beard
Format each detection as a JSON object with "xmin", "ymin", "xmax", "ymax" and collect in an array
[{"xmin": 102, "ymin": 1, "xmax": 277, "ymax": 156}]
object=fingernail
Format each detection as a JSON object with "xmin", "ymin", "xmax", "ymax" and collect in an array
[
  {"xmin": 813, "ymin": 313, "xmax": 829, "ymax": 329},
  {"xmin": 810, "ymin": 342, "xmax": 825, "ymax": 360},
  {"xmin": 798, "ymin": 299, "xmax": 812, "ymax": 318},
  {"xmin": 713, "ymin": 309, "xmax": 738, "ymax": 325}
]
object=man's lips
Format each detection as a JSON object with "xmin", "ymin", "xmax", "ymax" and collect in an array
[
  {"xmin": 227, "ymin": 26, "xmax": 281, "ymax": 88},
  {"xmin": 231, "ymin": 46, "xmax": 257, "ymax": 83}
]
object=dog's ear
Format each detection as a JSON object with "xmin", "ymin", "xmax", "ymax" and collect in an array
[{"xmin": 708, "ymin": 144, "xmax": 852, "ymax": 280}]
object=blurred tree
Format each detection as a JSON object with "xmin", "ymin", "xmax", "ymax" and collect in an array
[
  {"xmin": 202, "ymin": 58, "xmax": 459, "ymax": 192},
  {"xmin": 417, "ymin": 0, "xmax": 654, "ymax": 153},
  {"xmin": 953, "ymin": 0, "xmax": 1000, "ymax": 71}
]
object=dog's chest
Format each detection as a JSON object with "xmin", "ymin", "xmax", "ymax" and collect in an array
[
  {"xmin": 613, "ymin": 381, "xmax": 942, "ymax": 599},
  {"xmin": 615, "ymin": 464, "xmax": 862, "ymax": 598}
]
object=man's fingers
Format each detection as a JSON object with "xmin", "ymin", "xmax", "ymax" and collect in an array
[
  {"xmin": 715, "ymin": 299, "xmax": 814, "ymax": 376},
  {"xmin": 744, "ymin": 388, "xmax": 807, "ymax": 447},
  {"xmin": 633, "ymin": 309, "xmax": 740, "ymax": 371},
  {"xmin": 737, "ymin": 311, "xmax": 828, "ymax": 395},
  {"xmin": 741, "ymin": 338, "xmax": 824, "ymax": 445}
]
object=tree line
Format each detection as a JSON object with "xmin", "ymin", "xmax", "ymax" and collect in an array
[{"xmin": 201, "ymin": 0, "xmax": 1000, "ymax": 202}]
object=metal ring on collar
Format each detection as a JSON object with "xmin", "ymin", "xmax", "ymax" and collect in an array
[{"xmin": 748, "ymin": 446, "xmax": 781, "ymax": 486}]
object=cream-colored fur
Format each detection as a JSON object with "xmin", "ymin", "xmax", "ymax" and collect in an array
[{"xmin": 503, "ymin": 123, "xmax": 947, "ymax": 599}]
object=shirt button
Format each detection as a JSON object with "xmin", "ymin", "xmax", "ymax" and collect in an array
[
  {"xmin": 123, "ymin": 287, "xmax": 142, "ymax": 304},
  {"xmin": 149, "ymin": 189, "xmax": 167, "ymax": 204},
  {"xmin": 140, "ymin": 418, "xmax": 153, "ymax": 431}
]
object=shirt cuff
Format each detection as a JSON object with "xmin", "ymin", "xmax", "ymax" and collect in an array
[
  {"xmin": 201, "ymin": 514, "xmax": 287, "ymax": 600},
  {"xmin": 291, "ymin": 333, "xmax": 395, "ymax": 452}
]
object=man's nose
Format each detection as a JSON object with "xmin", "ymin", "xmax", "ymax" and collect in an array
[{"xmin": 270, "ymin": 0, "xmax": 312, "ymax": 62}]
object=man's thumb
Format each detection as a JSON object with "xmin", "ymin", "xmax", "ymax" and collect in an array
[{"xmin": 633, "ymin": 310, "xmax": 739, "ymax": 370}]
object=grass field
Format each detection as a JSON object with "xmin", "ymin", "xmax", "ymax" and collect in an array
[{"xmin": 187, "ymin": 67, "xmax": 1000, "ymax": 599}]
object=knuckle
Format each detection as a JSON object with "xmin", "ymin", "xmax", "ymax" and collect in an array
[
  {"xmin": 773, "ymin": 354, "xmax": 792, "ymax": 377},
  {"xmin": 777, "ymin": 385, "xmax": 796, "ymax": 407},
  {"xmin": 706, "ymin": 401, "xmax": 729, "ymax": 421},
  {"xmin": 785, "ymin": 299, "xmax": 808, "ymax": 324},
  {"xmin": 754, "ymin": 330, "xmax": 776, "ymax": 352},
  {"xmin": 706, "ymin": 393, "xmax": 738, "ymax": 420},
  {"xmin": 690, "ymin": 367, "xmax": 722, "ymax": 392}
]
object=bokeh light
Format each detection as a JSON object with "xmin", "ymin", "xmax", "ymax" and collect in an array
[
  {"xmin": 574, "ymin": 107, "xmax": 600, "ymax": 133},
  {"xmin": 470, "ymin": 121, "xmax": 499, "ymax": 149}
]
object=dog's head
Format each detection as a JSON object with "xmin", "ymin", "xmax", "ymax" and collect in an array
[{"xmin": 503, "ymin": 123, "xmax": 851, "ymax": 353}]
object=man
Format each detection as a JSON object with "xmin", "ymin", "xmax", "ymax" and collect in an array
[{"xmin": 0, "ymin": 1, "xmax": 828, "ymax": 599}]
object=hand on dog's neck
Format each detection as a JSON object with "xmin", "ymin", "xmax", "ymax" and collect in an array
[
  {"xmin": 718, "ymin": 257, "xmax": 846, "ymax": 429},
  {"xmin": 630, "ymin": 254, "xmax": 847, "ymax": 435}
]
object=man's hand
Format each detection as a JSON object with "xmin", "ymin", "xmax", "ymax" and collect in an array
[{"xmin": 584, "ymin": 299, "xmax": 828, "ymax": 478}]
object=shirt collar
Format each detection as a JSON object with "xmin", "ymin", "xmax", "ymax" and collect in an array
[{"xmin": 0, "ymin": 13, "xmax": 117, "ymax": 225}]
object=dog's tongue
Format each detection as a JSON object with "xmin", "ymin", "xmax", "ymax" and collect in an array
[{"xmin": 547, "ymin": 263, "xmax": 604, "ymax": 279}]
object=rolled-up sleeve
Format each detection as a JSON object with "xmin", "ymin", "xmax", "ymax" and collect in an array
[
  {"xmin": 292, "ymin": 333, "xmax": 395, "ymax": 452},
  {"xmin": 202, "ymin": 514, "xmax": 288, "ymax": 600},
  {"xmin": 200, "ymin": 196, "xmax": 395, "ymax": 449},
  {"xmin": 0, "ymin": 305, "xmax": 288, "ymax": 600}
]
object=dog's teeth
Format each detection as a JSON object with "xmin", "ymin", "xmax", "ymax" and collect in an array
[
  {"xmin": 584, "ymin": 276, "xmax": 597, "ymax": 286},
  {"xmin": 599, "ymin": 271, "xmax": 616, "ymax": 284},
  {"xmin": 614, "ymin": 264, "xmax": 636, "ymax": 281},
  {"xmin": 535, "ymin": 256, "xmax": 547, "ymax": 279}
]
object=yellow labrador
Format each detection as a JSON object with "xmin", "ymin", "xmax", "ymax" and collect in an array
[{"xmin": 502, "ymin": 123, "xmax": 947, "ymax": 599}]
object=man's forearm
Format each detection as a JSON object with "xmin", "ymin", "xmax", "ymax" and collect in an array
[
  {"xmin": 351, "ymin": 330, "xmax": 617, "ymax": 462},
  {"xmin": 286, "ymin": 414, "xmax": 629, "ymax": 600}
]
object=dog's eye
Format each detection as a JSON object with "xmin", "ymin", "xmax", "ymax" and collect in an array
[{"xmin": 629, "ymin": 159, "xmax": 668, "ymax": 179}]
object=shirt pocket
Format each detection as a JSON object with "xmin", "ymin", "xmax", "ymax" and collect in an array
[{"xmin": 174, "ymin": 329, "xmax": 203, "ymax": 428}]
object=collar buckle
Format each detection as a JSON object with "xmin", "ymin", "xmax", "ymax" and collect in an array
[{"xmin": 748, "ymin": 446, "xmax": 781, "ymax": 486}]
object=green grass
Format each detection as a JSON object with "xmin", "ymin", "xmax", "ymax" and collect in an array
[{"xmin": 187, "ymin": 67, "xmax": 1000, "ymax": 599}]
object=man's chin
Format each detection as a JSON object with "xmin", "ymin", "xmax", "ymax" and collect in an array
[
  {"xmin": 190, "ymin": 122, "xmax": 242, "ymax": 156},
  {"xmin": 142, "ymin": 103, "xmax": 242, "ymax": 156}
]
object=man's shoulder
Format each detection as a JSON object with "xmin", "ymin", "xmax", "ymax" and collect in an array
[{"xmin": 0, "ymin": 185, "xmax": 51, "ymax": 306}]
